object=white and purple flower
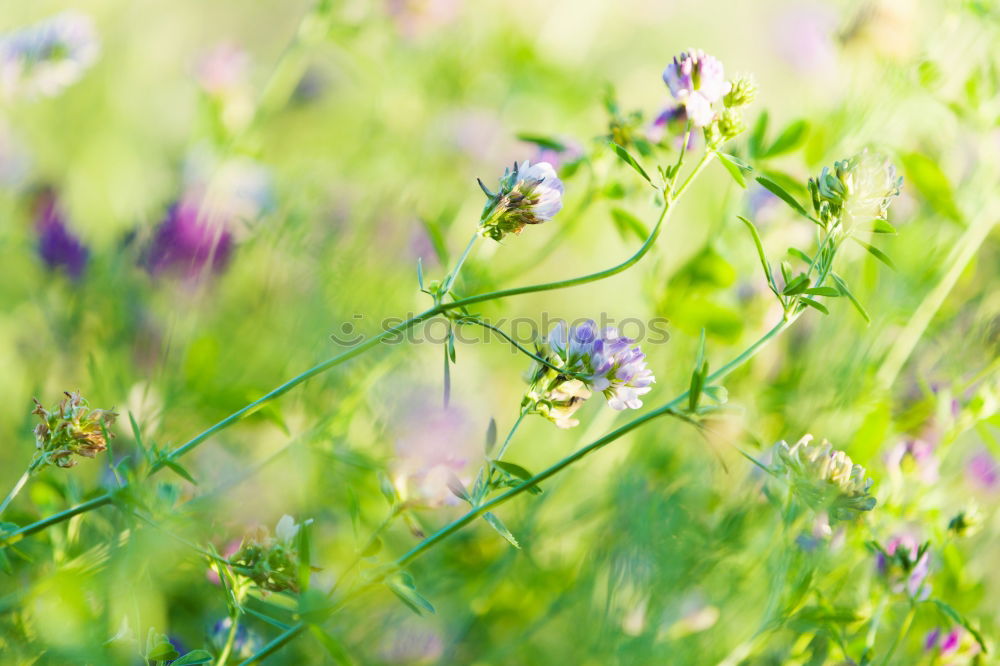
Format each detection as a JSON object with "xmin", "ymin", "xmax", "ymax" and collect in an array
[
  {"xmin": 528, "ymin": 320, "xmax": 655, "ymax": 428},
  {"xmin": 0, "ymin": 11, "xmax": 99, "ymax": 99},
  {"xmin": 479, "ymin": 160, "xmax": 564, "ymax": 242},
  {"xmin": 662, "ymin": 50, "xmax": 729, "ymax": 127}
]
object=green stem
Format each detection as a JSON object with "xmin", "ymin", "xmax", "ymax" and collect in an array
[
  {"xmin": 441, "ymin": 232, "xmax": 479, "ymax": 294},
  {"xmin": 0, "ymin": 460, "xmax": 39, "ymax": 517},
  {"xmin": 493, "ymin": 409, "xmax": 528, "ymax": 463},
  {"xmin": 217, "ymin": 613, "xmax": 241, "ymax": 665},
  {"xmin": 880, "ymin": 603, "xmax": 916, "ymax": 666},
  {"xmin": 238, "ymin": 622, "xmax": 306, "ymax": 666},
  {"xmin": 456, "ymin": 317, "xmax": 588, "ymax": 380},
  {"xmin": 394, "ymin": 316, "xmax": 792, "ymax": 568},
  {"xmin": 876, "ymin": 211, "xmax": 997, "ymax": 389}
]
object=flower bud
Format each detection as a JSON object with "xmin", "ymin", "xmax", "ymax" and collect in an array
[
  {"xmin": 478, "ymin": 161, "xmax": 564, "ymax": 242},
  {"xmin": 773, "ymin": 435, "xmax": 876, "ymax": 519},
  {"xmin": 808, "ymin": 150, "xmax": 902, "ymax": 229},
  {"xmin": 32, "ymin": 391, "xmax": 117, "ymax": 468},
  {"xmin": 947, "ymin": 504, "xmax": 982, "ymax": 538},
  {"xmin": 723, "ymin": 75, "xmax": 757, "ymax": 108},
  {"xmin": 230, "ymin": 515, "xmax": 304, "ymax": 594}
]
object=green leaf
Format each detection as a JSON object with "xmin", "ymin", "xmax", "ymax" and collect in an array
[
  {"xmin": 146, "ymin": 642, "xmax": 179, "ymax": 662},
  {"xmin": 416, "ymin": 258, "xmax": 425, "ymax": 290},
  {"xmin": 610, "ymin": 142, "xmax": 653, "ymax": 186},
  {"xmin": 804, "ymin": 286, "xmax": 839, "ymax": 297},
  {"xmin": 716, "ymin": 152, "xmax": 748, "ymax": 188},
  {"xmin": 361, "ymin": 537, "xmax": 382, "ymax": 557},
  {"xmin": 800, "ymin": 297, "xmax": 829, "ymax": 315},
  {"xmin": 703, "ymin": 385, "xmax": 728, "ymax": 404},
  {"xmin": 447, "ymin": 328, "xmax": 456, "ymax": 363},
  {"xmin": 871, "ymin": 219, "xmax": 898, "ymax": 234},
  {"xmin": 446, "ymin": 475, "xmax": 471, "ymax": 503},
  {"xmin": 516, "ymin": 133, "xmax": 567, "ymax": 152},
  {"xmin": 787, "ymin": 247, "xmax": 812, "ymax": 264},
  {"xmin": 309, "ymin": 625, "xmax": 355, "ymax": 666},
  {"xmin": 483, "ymin": 511, "xmax": 520, "ymax": 548},
  {"xmin": 611, "ymin": 207, "xmax": 650, "ymax": 241},
  {"xmin": 761, "ymin": 120, "xmax": 808, "ymax": 158},
  {"xmin": 748, "ymin": 111, "xmax": 769, "ymax": 159},
  {"xmin": 930, "ymin": 599, "xmax": 988, "ymax": 653},
  {"xmin": 852, "ymin": 238, "xmax": 896, "ymax": 270},
  {"xmin": 171, "ymin": 650, "xmax": 214, "ymax": 665},
  {"xmin": 736, "ymin": 216, "xmax": 775, "ymax": 289},
  {"xmin": 163, "ymin": 460, "xmax": 197, "ymax": 485},
  {"xmin": 831, "ymin": 273, "xmax": 871, "ymax": 324},
  {"xmin": 386, "ymin": 572, "xmax": 436, "ymax": 616},
  {"xmin": 901, "ymin": 152, "xmax": 962, "ymax": 222},
  {"xmin": 376, "ymin": 471, "xmax": 397, "ymax": 506},
  {"xmin": 297, "ymin": 519, "xmax": 312, "ymax": 592},
  {"xmin": 484, "ymin": 418, "xmax": 498, "ymax": 455},
  {"xmin": 756, "ymin": 176, "xmax": 811, "ymax": 220},
  {"xmin": 492, "ymin": 460, "xmax": 533, "ymax": 481},
  {"xmin": 782, "ymin": 274, "xmax": 810, "ymax": 295}
]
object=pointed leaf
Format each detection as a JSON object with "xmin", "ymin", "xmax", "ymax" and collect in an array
[
  {"xmin": 831, "ymin": 273, "xmax": 871, "ymax": 324},
  {"xmin": 308, "ymin": 625, "xmax": 355, "ymax": 665},
  {"xmin": 781, "ymin": 274, "xmax": 810, "ymax": 295},
  {"xmin": 171, "ymin": 651, "xmax": 214, "ymax": 665},
  {"xmin": 610, "ymin": 143, "xmax": 653, "ymax": 186},
  {"xmin": 736, "ymin": 216, "xmax": 775, "ymax": 289},
  {"xmin": 787, "ymin": 247, "xmax": 812, "ymax": 264},
  {"xmin": 852, "ymin": 238, "xmax": 896, "ymax": 270},
  {"xmin": 484, "ymin": 418, "xmax": 498, "ymax": 454},
  {"xmin": 871, "ymin": 219, "xmax": 897, "ymax": 234},
  {"xmin": 492, "ymin": 460, "xmax": 533, "ymax": 481},
  {"xmin": 416, "ymin": 258, "xmax": 425, "ymax": 290},
  {"xmin": 748, "ymin": 111, "xmax": 769, "ymax": 159},
  {"xmin": 761, "ymin": 120, "xmax": 808, "ymax": 158},
  {"xmin": 800, "ymin": 297, "xmax": 829, "ymax": 315},
  {"xmin": 483, "ymin": 511, "xmax": 520, "ymax": 548},
  {"xmin": 716, "ymin": 152, "xmax": 747, "ymax": 188},
  {"xmin": 163, "ymin": 460, "xmax": 197, "ymax": 485},
  {"xmin": 804, "ymin": 286, "xmax": 839, "ymax": 297},
  {"xmin": 386, "ymin": 573, "xmax": 435, "ymax": 616},
  {"xmin": 611, "ymin": 207, "xmax": 650, "ymax": 241},
  {"xmin": 756, "ymin": 176, "xmax": 811, "ymax": 220}
]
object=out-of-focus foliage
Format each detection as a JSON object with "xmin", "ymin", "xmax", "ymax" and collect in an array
[{"xmin": 1, "ymin": 0, "xmax": 999, "ymax": 663}]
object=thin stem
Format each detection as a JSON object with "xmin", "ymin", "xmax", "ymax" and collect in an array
[
  {"xmin": 493, "ymin": 409, "xmax": 528, "ymax": 463},
  {"xmin": 441, "ymin": 232, "xmax": 479, "ymax": 294},
  {"xmin": 0, "ymin": 461, "xmax": 37, "ymax": 517},
  {"xmin": 238, "ymin": 622, "xmax": 306, "ymax": 666},
  {"xmin": 217, "ymin": 613, "xmax": 241, "ymax": 665},
  {"xmin": 880, "ymin": 603, "xmax": 916, "ymax": 666},
  {"xmin": 395, "ymin": 315, "xmax": 793, "ymax": 568},
  {"xmin": 456, "ymin": 317, "xmax": 588, "ymax": 381},
  {"xmin": 876, "ymin": 211, "xmax": 997, "ymax": 389}
]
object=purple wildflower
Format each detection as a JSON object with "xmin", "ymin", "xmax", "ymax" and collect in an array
[
  {"xmin": 0, "ymin": 11, "xmax": 99, "ymax": 99},
  {"xmin": 144, "ymin": 200, "xmax": 234, "ymax": 278},
  {"xmin": 194, "ymin": 43, "xmax": 250, "ymax": 96},
  {"xmin": 34, "ymin": 189, "xmax": 88, "ymax": 279},
  {"xmin": 877, "ymin": 534, "xmax": 931, "ymax": 600},
  {"xmin": 966, "ymin": 449, "xmax": 999, "ymax": 491},
  {"xmin": 528, "ymin": 320, "xmax": 655, "ymax": 428},
  {"xmin": 648, "ymin": 106, "xmax": 697, "ymax": 149},
  {"xmin": 924, "ymin": 628, "xmax": 941, "ymax": 652},
  {"xmin": 885, "ymin": 438, "xmax": 939, "ymax": 484},
  {"xmin": 393, "ymin": 403, "xmax": 476, "ymax": 507},
  {"xmin": 479, "ymin": 160, "xmax": 564, "ymax": 241},
  {"xmin": 662, "ymin": 50, "xmax": 729, "ymax": 127}
]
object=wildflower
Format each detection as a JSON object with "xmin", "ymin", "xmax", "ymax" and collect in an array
[
  {"xmin": 966, "ymin": 449, "xmax": 999, "ymax": 491},
  {"xmin": 393, "ymin": 405, "xmax": 476, "ymax": 507},
  {"xmin": 478, "ymin": 161, "xmax": 564, "ymax": 242},
  {"xmin": 875, "ymin": 534, "xmax": 931, "ymax": 600},
  {"xmin": 32, "ymin": 391, "xmax": 117, "ymax": 469},
  {"xmin": 34, "ymin": 188, "xmax": 89, "ymax": 279},
  {"xmin": 924, "ymin": 627, "xmax": 982, "ymax": 662},
  {"xmin": 0, "ymin": 11, "xmax": 99, "ymax": 99},
  {"xmin": 885, "ymin": 438, "xmax": 939, "ymax": 484},
  {"xmin": 526, "ymin": 320, "xmax": 655, "ymax": 428},
  {"xmin": 773, "ymin": 435, "xmax": 876, "ymax": 519},
  {"xmin": 648, "ymin": 106, "xmax": 695, "ymax": 149},
  {"xmin": 808, "ymin": 150, "xmax": 902, "ymax": 229},
  {"xmin": 948, "ymin": 504, "xmax": 982, "ymax": 537},
  {"xmin": 662, "ymin": 50, "xmax": 729, "ymax": 127},
  {"xmin": 194, "ymin": 43, "xmax": 250, "ymax": 96},
  {"xmin": 230, "ymin": 515, "xmax": 304, "ymax": 593},
  {"xmin": 210, "ymin": 618, "xmax": 260, "ymax": 659}
]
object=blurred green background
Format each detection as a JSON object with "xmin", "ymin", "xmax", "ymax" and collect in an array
[{"xmin": 1, "ymin": 0, "xmax": 999, "ymax": 663}]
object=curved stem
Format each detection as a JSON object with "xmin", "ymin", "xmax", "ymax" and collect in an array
[
  {"xmin": 217, "ymin": 613, "xmax": 241, "ymax": 665},
  {"xmin": 238, "ymin": 622, "xmax": 306, "ymax": 666},
  {"xmin": 395, "ymin": 316, "xmax": 792, "ymax": 568}
]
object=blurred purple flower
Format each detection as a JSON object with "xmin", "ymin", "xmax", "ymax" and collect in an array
[
  {"xmin": 966, "ymin": 449, "xmax": 998, "ymax": 491},
  {"xmin": 0, "ymin": 11, "xmax": 99, "ymax": 99},
  {"xmin": 34, "ymin": 189, "xmax": 88, "ymax": 279},
  {"xmin": 877, "ymin": 534, "xmax": 931, "ymax": 599},
  {"xmin": 771, "ymin": 6, "xmax": 838, "ymax": 74},
  {"xmin": 924, "ymin": 628, "xmax": 941, "ymax": 652},
  {"xmin": 194, "ymin": 42, "xmax": 250, "ymax": 96},
  {"xmin": 885, "ymin": 438, "xmax": 939, "ymax": 484},
  {"xmin": 648, "ymin": 106, "xmax": 696, "ymax": 149},
  {"xmin": 144, "ymin": 200, "xmax": 234, "ymax": 278},
  {"xmin": 393, "ymin": 404, "xmax": 476, "ymax": 507}
]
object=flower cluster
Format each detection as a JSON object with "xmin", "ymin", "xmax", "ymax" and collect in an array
[
  {"xmin": 876, "ymin": 534, "xmax": 931, "ymax": 600},
  {"xmin": 808, "ymin": 149, "xmax": 902, "ymax": 229},
  {"xmin": 230, "ymin": 515, "xmax": 303, "ymax": 594},
  {"xmin": 34, "ymin": 188, "xmax": 89, "ymax": 280},
  {"xmin": 0, "ymin": 11, "xmax": 99, "ymax": 99},
  {"xmin": 924, "ymin": 627, "xmax": 982, "ymax": 662},
  {"xmin": 32, "ymin": 391, "xmax": 117, "ymax": 469},
  {"xmin": 773, "ymin": 435, "xmax": 876, "ymax": 519},
  {"xmin": 478, "ymin": 161, "xmax": 564, "ymax": 242},
  {"xmin": 526, "ymin": 321, "xmax": 655, "ymax": 428}
]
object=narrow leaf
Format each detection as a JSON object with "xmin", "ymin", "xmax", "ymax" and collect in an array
[
  {"xmin": 171, "ymin": 651, "xmax": 214, "ymax": 665},
  {"xmin": 931, "ymin": 599, "xmax": 987, "ymax": 653},
  {"xmin": 493, "ymin": 460, "xmax": 533, "ymax": 481},
  {"xmin": 831, "ymin": 273, "xmax": 871, "ymax": 324},
  {"xmin": 309, "ymin": 625, "xmax": 355, "ymax": 666},
  {"xmin": 163, "ymin": 460, "xmax": 197, "ymax": 485},
  {"xmin": 611, "ymin": 207, "xmax": 650, "ymax": 241},
  {"xmin": 787, "ymin": 247, "xmax": 812, "ymax": 264},
  {"xmin": 483, "ymin": 512, "xmax": 520, "ymax": 548},
  {"xmin": 484, "ymin": 418, "xmax": 498, "ymax": 454},
  {"xmin": 852, "ymin": 238, "xmax": 896, "ymax": 270},
  {"xmin": 716, "ymin": 152, "xmax": 747, "ymax": 188},
  {"xmin": 871, "ymin": 219, "xmax": 897, "ymax": 234},
  {"xmin": 800, "ymin": 297, "xmax": 829, "ymax": 315},
  {"xmin": 748, "ymin": 111, "xmax": 769, "ymax": 159},
  {"xmin": 804, "ymin": 286, "xmax": 840, "ymax": 297},
  {"xmin": 610, "ymin": 143, "xmax": 653, "ymax": 185},
  {"xmin": 756, "ymin": 176, "xmax": 811, "ymax": 220},
  {"xmin": 782, "ymin": 274, "xmax": 810, "ymax": 295},
  {"xmin": 386, "ymin": 574, "xmax": 435, "ymax": 616},
  {"xmin": 416, "ymin": 258, "xmax": 424, "ymax": 290},
  {"xmin": 736, "ymin": 216, "xmax": 774, "ymax": 289},
  {"xmin": 761, "ymin": 120, "xmax": 808, "ymax": 158}
]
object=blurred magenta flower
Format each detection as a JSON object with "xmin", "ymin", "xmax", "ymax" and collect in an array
[
  {"xmin": 885, "ymin": 438, "xmax": 939, "ymax": 484},
  {"xmin": 771, "ymin": 6, "xmax": 838, "ymax": 74},
  {"xmin": 34, "ymin": 189, "xmax": 89, "ymax": 279},
  {"xmin": 385, "ymin": 0, "xmax": 460, "ymax": 39},
  {"xmin": 966, "ymin": 449, "xmax": 998, "ymax": 491},
  {"xmin": 0, "ymin": 11, "xmax": 99, "ymax": 99},
  {"xmin": 194, "ymin": 43, "xmax": 250, "ymax": 96},
  {"xmin": 144, "ymin": 152, "xmax": 272, "ymax": 279},
  {"xmin": 662, "ymin": 50, "xmax": 729, "ymax": 127},
  {"xmin": 876, "ymin": 534, "xmax": 931, "ymax": 599}
]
